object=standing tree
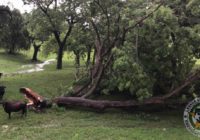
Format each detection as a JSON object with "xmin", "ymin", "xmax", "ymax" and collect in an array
[
  {"xmin": 67, "ymin": 23, "xmax": 95, "ymax": 79},
  {"xmin": 0, "ymin": 6, "xmax": 12, "ymax": 49},
  {"xmin": 24, "ymin": 0, "xmax": 82, "ymax": 69},
  {"xmin": 0, "ymin": 5, "xmax": 12, "ymax": 28},
  {"xmin": 24, "ymin": 9, "xmax": 50, "ymax": 61},
  {"xmin": 0, "ymin": 9, "xmax": 30, "ymax": 54}
]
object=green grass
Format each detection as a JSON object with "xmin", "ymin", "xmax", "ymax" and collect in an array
[
  {"xmin": 0, "ymin": 51, "xmax": 199, "ymax": 140},
  {"xmin": 0, "ymin": 49, "xmax": 77, "ymax": 73},
  {"xmin": 0, "ymin": 52, "xmax": 32, "ymax": 73}
]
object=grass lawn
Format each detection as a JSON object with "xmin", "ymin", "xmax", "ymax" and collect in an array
[{"xmin": 0, "ymin": 52, "xmax": 199, "ymax": 140}]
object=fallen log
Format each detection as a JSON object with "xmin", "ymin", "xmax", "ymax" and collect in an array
[{"xmin": 53, "ymin": 97, "xmax": 188, "ymax": 111}]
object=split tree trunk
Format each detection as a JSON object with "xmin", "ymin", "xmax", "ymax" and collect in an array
[
  {"xmin": 75, "ymin": 39, "xmax": 107, "ymax": 98},
  {"xmin": 32, "ymin": 43, "xmax": 41, "ymax": 61}
]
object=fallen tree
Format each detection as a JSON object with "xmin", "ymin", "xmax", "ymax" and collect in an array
[
  {"xmin": 53, "ymin": 70, "xmax": 200, "ymax": 110},
  {"xmin": 53, "ymin": 97, "xmax": 189, "ymax": 111}
]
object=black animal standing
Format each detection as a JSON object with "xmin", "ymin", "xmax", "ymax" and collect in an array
[{"xmin": 2, "ymin": 101, "xmax": 27, "ymax": 119}]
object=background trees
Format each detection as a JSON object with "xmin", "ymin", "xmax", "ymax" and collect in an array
[
  {"xmin": 0, "ymin": 8, "xmax": 30, "ymax": 54},
  {"xmin": 1, "ymin": 0, "xmax": 200, "ymax": 105},
  {"xmin": 24, "ymin": 0, "xmax": 82, "ymax": 69},
  {"xmin": 24, "ymin": 9, "xmax": 51, "ymax": 61}
]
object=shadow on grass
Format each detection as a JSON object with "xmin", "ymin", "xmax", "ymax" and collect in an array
[{"xmin": 0, "ymin": 52, "xmax": 31, "ymax": 64}]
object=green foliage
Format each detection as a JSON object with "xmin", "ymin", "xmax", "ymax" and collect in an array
[
  {"xmin": 138, "ymin": 6, "xmax": 196, "ymax": 94},
  {"xmin": 0, "ymin": 5, "xmax": 11, "ymax": 28},
  {"xmin": 42, "ymin": 35, "xmax": 58, "ymax": 56},
  {"xmin": 0, "ymin": 8, "xmax": 30, "ymax": 54},
  {"xmin": 186, "ymin": 0, "xmax": 200, "ymax": 16},
  {"xmin": 25, "ymin": 9, "xmax": 51, "ymax": 42},
  {"xmin": 101, "ymin": 46, "xmax": 153, "ymax": 101},
  {"xmin": 96, "ymin": 3, "xmax": 200, "ymax": 99},
  {"xmin": 73, "ymin": 76, "xmax": 90, "ymax": 86}
]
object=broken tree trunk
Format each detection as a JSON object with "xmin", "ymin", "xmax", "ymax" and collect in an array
[{"xmin": 19, "ymin": 87, "xmax": 52, "ymax": 109}]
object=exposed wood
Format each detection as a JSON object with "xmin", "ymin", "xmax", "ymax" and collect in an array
[{"xmin": 19, "ymin": 87, "xmax": 52, "ymax": 109}]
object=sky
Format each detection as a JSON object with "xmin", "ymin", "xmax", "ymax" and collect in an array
[{"xmin": 0, "ymin": 0, "xmax": 34, "ymax": 13}]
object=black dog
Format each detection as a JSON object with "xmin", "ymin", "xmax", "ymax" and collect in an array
[{"xmin": 2, "ymin": 101, "xmax": 27, "ymax": 119}]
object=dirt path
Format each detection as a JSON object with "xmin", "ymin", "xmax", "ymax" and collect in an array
[{"xmin": 3, "ymin": 59, "xmax": 55, "ymax": 76}]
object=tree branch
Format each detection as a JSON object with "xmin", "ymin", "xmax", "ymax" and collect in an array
[
  {"xmin": 90, "ymin": 19, "xmax": 101, "ymax": 45},
  {"xmin": 94, "ymin": 1, "xmax": 111, "ymax": 45},
  {"xmin": 126, "ymin": 1, "xmax": 164, "ymax": 31}
]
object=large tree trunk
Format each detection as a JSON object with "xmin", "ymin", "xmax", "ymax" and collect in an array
[
  {"xmin": 73, "ymin": 38, "xmax": 114, "ymax": 98},
  {"xmin": 74, "ymin": 39, "xmax": 105, "ymax": 97},
  {"xmin": 53, "ymin": 29, "xmax": 71, "ymax": 70},
  {"xmin": 8, "ymin": 42, "xmax": 15, "ymax": 54},
  {"xmin": 53, "ymin": 97, "xmax": 188, "ymax": 111},
  {"xmin": 57, "ymin": 44, "xmax": 64, "ymax": 70},
  {"xmin": 32, "ymin": 44, "xmax": 41, "ymax": 61}
]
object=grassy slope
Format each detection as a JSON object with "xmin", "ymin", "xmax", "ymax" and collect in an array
[
  {"xmin": 0, "ymin": 52, "xmax": 199, "ymax": 140},
  {"xmin": 0, "ymin": 52, "xmax": 32, "ymax": 73}
]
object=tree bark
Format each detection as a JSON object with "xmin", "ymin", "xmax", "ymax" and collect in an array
[
  {"xmin": 53, "ymin": 97, "xmax": 188, "ymax": 111},
  {"xmin": 74, "ymin": 50, "xmax": 81, "ymax": 80},
  {"xmin": 57, "ymin": 44, "xmax": 64, "ymax": 70},
  {"xmin": 8, "ymin": 42, "xmax": 15, "ymax": 54},
  {"xmin": 86, "ymin": 46, "xmax": 92, "ymax": 67},
  {"xmin": 75, "ymin": 51, "xmax": 80, "ymax": 68},
  {"xmin": 92, "ymin": 48, "xmax": 96, "ymax": 66},
  {"xmin": 32, "ymin": 43, "xmax": 41, "ymax": 61}
]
